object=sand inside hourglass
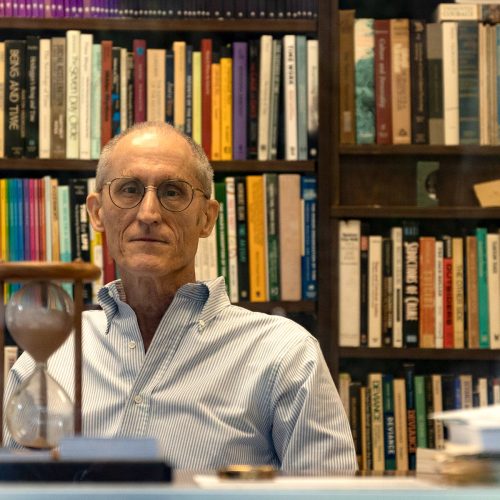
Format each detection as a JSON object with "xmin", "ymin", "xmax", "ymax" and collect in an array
[{"xmin": 8, "ymin": 308, "xmax": 73, "ymax": 362}]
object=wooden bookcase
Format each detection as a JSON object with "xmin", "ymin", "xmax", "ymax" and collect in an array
[{"xmin": 329, "ymin": 0, "xmax": 500, "ymax": 384}]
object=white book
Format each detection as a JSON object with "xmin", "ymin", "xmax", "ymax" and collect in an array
[
  {"xmin": 338, "ymin": 220, "xmax": 361, "ymax": 347},
  {"xmin": 283, "ymin": 34, "xmax": 298, "ymax": 160},
  {"xmin": 0, "ymin": 42, "xmax": 4, "ymax": 158},
  {"xmin": 146, "ymin": 48, "xmax": 166, "ymax": 122},
  {"xmin": 368, "ymin": 235, "xmax": 383, "ymax": 348},
  {"xmin": 391, "ymin": 226, "xmax": 403, "ymax": 347},
  {"xmin": 39, "ymin": 38, "xmax": 51, "ymax": 159},
  {"xmin": 192, "ymin": 50, "xmax": 202, "ymax": 146},
  {"xmin": 477, "ymin": 377, "xmax": 488, "ymax": 407},
  {"xmin": 433, "ymin": 3, "xmax": 480, "ymax": 21},
  {"xmin": 43, "ymin": 175, "xmax": 53, "ymax": 261},
  {"xmin": 306, "ymin": 39, "xmax": 319, "ymax": 159},
  {"xmin": 487, "ymin": 233, "xmax": 500, "ymax": 348},
  {"xmin": 196, "ymin": 182, "xmax": 218, "ymax": 282},
  {"xmin": 432, "ymin": 374, "xmax": 445, "ymax": 449},
  {"xmin": 441, "ymin": 22, "xmax": 459, "ymax": 145},
  {"xmin": 225, "ymin": 177, "xmax": 239, "ymax": 302},
  {"xmin": 120, "ymin": 47, "xmax": 128, "ymax": 133},
  {"xmin": 65, "ymin": 30, "xmax": 80, "ymax": 159},
  {"xmin": 268, "ymin": 39, "xmax": 282, "ymax": 160},
  {"xmin": 90, "ymin": 44, "xmax": 102, "ymax": 159},
  {"xmin": 79, "ymin": 33, "xmax": 93, "ymax": 160},
  {"xmin": 173, "ymin": 41, "xmax": 186, "ymax": 132},
  {"xmin": 435, "ymin": 240, "xmax": 444, "ymax": 348},
  {"xmin": 257, "ymin": 34, "xmax": 273, "ymax": 161}
]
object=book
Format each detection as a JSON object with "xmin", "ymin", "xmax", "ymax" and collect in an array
[
  {"xmin": 374, "ymin": 19, "xmax": 392, "ymax": 145},
  {"xmin": 487, "ymin": 233, "xmax": 500, "ymax": 348},
  {"xmin": 192, "ymin": 50, "xmax": 202, "ymax": 146},
  {"xmin": 268, "ymin": 38, "xmax": 282, "ymax": 160},
  {"xmin": 414, "ymin": 375, "xmax": 428, "ymax": 449},
  {"xmin": 185, "ymin": 44, "xmax": 193, "ymax": 137},
  {"xmin": 442, "ymin": 235, "xmax": 454, "ymax": 348},
  {"xmin": 426, "ymin": 23, "xmax": 444, "ymax": 144},
  {"xmin": 173, "ymin": 40, "xmax": 186, "ymax": 133},
  {"xmin": 360, "ymin": 227, "xmax": 369, "ymax": 347},
  {"xmin": 391, "ymin": 226, "xmax": 403, "ymax": 347},
  {"xmin": 65, "ymin": 30, "xmax": 80, "ymax": 158},
  {"xmin": 404, "ymin": 363, "xmax": 417, "ymax": 469},
  {"xmin": 435, "ymin": 240, "xmax": 444, "ymax": 349},
  {"xmin": 403, "ymin": 221, "xmax": 419, "ymax": 347},
  {"xmin": 466, "ymin": 235, "xmax": 480, "ymax": 348},
  {"xmin": 368, "ymin": 372, "xmax": 385, "ymax": 471},
  {"xmin": 235, "ymin": 176, "xmax": 249, "ymax": 301},
  {"xmin": 201, "ymin": 38, "xmax": 212, "ymax": 158},
  {"xmin": 476, "ymin": 227, "xmax": 490, "ymax": 348},
  {"xmin": 264, "ymin": 173, "xmax": 279, "ymax": 301},
  {"xmin": 393, "ymin": 378, "xmax": 409, "ymax": 471},
  {"xmin": 282, "ymin": 34, "xmax": 298, "ymax": 159},
  {"xmin": 79, "ymin": 33, "xmax": 93, "ymax": 159},
  {"xmin": 224, "ymin": 177, "xmax": 238, "ymax": 302},
  {"xmin": 220, "ymin": 44, "xmax": 232, "ymax": 160},
  {"xmin": 354, "ymin": 18, "xmax": 375, "ymax": 144},
  {"xmin": 306, "ymin": 39, "xmax": 318, "ymax": 158},
  {"xmin": 368, "ymin": 235, "xmax": 382, "ymax": 348},
  {"xmin": 100, "ymin": 39, "xmax": 112, "ymax": 148},
  {"xmin": 214, "ymin": 181, "xmax": 229, "ymax": 291},
  {"xmin": 349, "ymin": 381, "xmax": 362, "ymax": 468},
  {"xmin": 382, "ymin": 374, "xmax": 396, "ymax": 470},
  {"xmin": 452, "ymin": 237, "xmax": 465, "ymax": 349},
  {"xmin": 295, "ymin": 34, "xmax": 307, "ymax": 160},
  {"xmin": 410, "ymin": 20, "xmax": 428, "ymax": 144},
  {"xmin": 232, "ymin": 41, "xmax": 247, "ymax": 160},
  {"xmin": 132, "ymin": 39, "xmax": 146, "ymax": 124},
  {"xmin": 278, "ymin": 174, "xmax": 302, "ymax": 301},
  {"xmin": 382, "ymin": 237, "xmax": 393, "ymax": 347},
  {"xmin": 339, "ymin": 9, "xmax": 356, "ymax": 144},
  {"xmin": 301, "ymin": 175, "xmax": 317, "ymax": 300},
  {"xmin": 247, "ymin": 39, "xmax": 259, "ymax": 159},
  {"xmin": 210, "ymin": 50, "xmax": 221, "ymax": 160},
  {"xmin": 146, "ymin": 48, "xmax": 166, "ymax": 122},
  {"xmin": 25, "ymin": 35, "xmax": 40, "ymax": 158},
  {"xmin": 338, "ymin": 219, "xmax": 361, "ymax": 347},
  {"xmin": 419, "ymin": 236, "xmax": 435, "ymax": 348},
  {"xmin": 257, "ymin": 35, "xmax": 273, "ymax": 161},
  {"xmin": 90, "ymin": 43, "xmax": 101, "ymax": 159},
  {"xmin": 441, "ymin": 22, "xmax": 459, "ymax": 145}
]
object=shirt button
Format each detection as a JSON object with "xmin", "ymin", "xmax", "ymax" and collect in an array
[
  {"xmin": 134, "ymin": 395, "xmax": 143, "ymax": 405},
  {"xmin": 198, "ymin": 320, "xmax": 205, "ymax": 331},
  {"xmin": 128, "ymin": 341, "xmax": 136, "ymax": 350}
]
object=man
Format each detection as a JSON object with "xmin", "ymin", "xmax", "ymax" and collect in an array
[{"xmin": 4, "ymin": 122, "xmax": 356, "ymax": 472}]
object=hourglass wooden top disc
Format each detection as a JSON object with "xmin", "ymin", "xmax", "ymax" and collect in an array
[{"xmin": 0, "ymin": 261, "xmax": 101, "ymax": 282}]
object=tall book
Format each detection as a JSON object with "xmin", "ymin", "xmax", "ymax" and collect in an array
[
  {"xmin": 185, "ymin": 44, "xmax": 193, "ymax": 137},
  {"xmin": 403, "ymin": 221, "xmax": 419, "ymax": 347},
  {"xmin": 235, "ymin": 176, "xmax": 249, "ymax": 301},
  {"xmin": 390, "ymin": 19, "xmax": 411, "ymax": 144},
  {"xmin": 393, "ymin": 378, "xmax": 409, "ymax": 471},
  {"xmin": 278, "ymin": 174, "xmax": 302, "ymax": 301},
  {"xmin": 354, "ymin": 19, "xmax": 375, "ymax": 144},
  {"xmin": 100, "ymin": 40, "xmax": 113, "ymax": 148},
  {"xmin": 224, "ymin": 177, "xmax": 238, "ymax": 302},
  {"xmin": 25, "ymin": 35, "xmax": 40, "ymax": 158},
  {"xmin": 301, "ymin": 175, "xmax": 317, "ymax": 300},
  {"xmin": 282, "ymin": 34, "xmax": 298, "ymax": 159},
  {"xmin": 295, "ymin": 35, "xmax": 307, "ymax": 160},
  {"xmin": 374, "ymin": 19, "xmax": 392, "ymax": 145},
  {"xmin": 487, "ymin": 233, "xmax": 500, "ymax": 348},
  {"xmin": 368, "ymin": 372, "xmax": 385, "ymax": 472},
  {"xmin": 90, "ymin": 43, "xmax": 101, "ymax": 159},
  {"xmin": 214, "ymin": 181, "xmax": 229, "ymax": 290},
  {"xmin": 0, "ymin": 43, "xmax": 6, "ymax": 158},
  {"xmin": 247, "ymin": 39, "xmax": 259, "ymax": 159},
  {"xmin": 360, "ymin": 227, "xmax": 369, "ymax": 347},
  {"xmin": 306, "ymin": 39, "xmax": 318, "ymax": 158},
  {"xmin": 476, "ymin": 227, "xmax": 490, "ymax": 348},
  {"xmin": 426, "ymin": 23, "xmax": 444, "ymax": 144},
  {"xmin": 165, "ymin": 50, "xmax": 174, "ymax": 124},
  {"xmin": 339, "ymin": 219, "xmax": 361, "ymax": 347},
  {"xmin": 201, "ymin": 38, "xmax": 212, "ymax": 158},
  {"xmin": 146, "ymin": 48, "xmax": 166, "ymax": 122},
  {"xmin": 269, "ymin": 38, "xmax": 282, "ymax": 160},
  {"xmin": 452, "ymin": 237, "xmax": 465, "ymax": 349},
  {"xmin": 382, "ymin": 374, "xmax": 396, "ymax": 470},
  {"xmin": 432, "ymin": 374, "xmax": 445, "ymax": 449},
  {"xmin": 232, "ymin": 41, "xmax": 247, "ymax": 160},
  {"xmin": 410, "ymin": 20, "xmax": 428, "ymax": 144},
  {"xmin": 368, "ymin": 235, "xmax": 382, "ymax": 348},
  {"xmin": 173, "ymin": 40, "xmax": 186, "ymax": 133},
  {"xmin": 220, "ymin": 44, "xmax": 232, "ymax": 160},
  {"xmin": 391, "ymin": 226, "xmax": 403, "ymax": 347},
  {"xmin": 119, "ymin": 47, "xmax": 128, "ymax": 133},
  {"xmin": 442, "ymin": 235, "xmax": 454, "ymax": 348},
  {"xmin": 435, "ymin": 240, "xmax": 444, "ymax": 349},
  {"xmin": 79, "ymin": 33, "xmax": 93, "ymax": 159},
  {"xmin": 211, "ymin": 50, "xmax": 221, "ymax": 160},
  {"xmin": 246, "ymin": 175, "xmax": 267, "ymax": 302},
  {"xmin": 466, "ymin": 234, "xmax": 480, "ymax": 348},
  {"xmin": 192, "ymin": 50, "xmax": 202, "ymax": 146},
  {"xmin": 258, "ymin": 34, "xmax": 273, "ymax": 160},
  {"xmin": 339, "ymin": 10, "xmax": 356, "ymax": 144},
  {"xmin": 5, "ymin": 40, "xmax": 27, "ymax": 158},
  {"xmin": 442, "ymin": 22, "xmax": 459, "ymax": 145},
  {"xmin": 382, "ymin": 237, "xmax": 393, "ymax": 347},
  {"xmin": 264, "ymin": 173, "xmax": 280, "ymax": 301},
  {"xmin": 132, "ymin": 39, "xmax": 146, "ymax": 124},
  {"xmin": 65, "ymin": 30, "xmax": 80, "ymax": 158},
  {"xmin": 419, "ymin": 236, "xmax": 435, "ymax": 348},
  {"xmin": 414, "ymin": 375, "xmax": 428, "ymax": 449}
]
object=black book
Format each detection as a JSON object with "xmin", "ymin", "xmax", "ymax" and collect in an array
[
  {"xmin": 404, "ymin": 363, "xmax": 417, "ymax": 470},
  {"xmin": 349, "ymin": 381, "xmax": 363, "ymax": 468},
  {"xmin": 5, "ymin": 39, "xmax": 27, "ymax": 158},
  {"xmin": 25, "ymin": 35, "xmax": 40, "ymax": 158},
  {"xmin": 424, "ymin": 374, "xmax": 436, "ymax": 449},
  {"xmin": 165, "ymin": 49, "xmax": 174, "ymax": 124},
  {"xmin": 111, "ymin": 47, "xmax": 121, "ymax": 136},
  {"xmin": 126, "ymin": 51, "xmax": 134, "ymax": 129},
  {"xmin": 359, "ymin": 224, "xmax": 369, "ymax": 347},
  {"xmin": 410, "ymin": 20, "xmax": 428, "ymax": 144},
  {"xmin": 235, "ymin": 176, "xmax": 250, "ymax": 301},
  {"xmin": 403, "ymin": 221, "xmax": 419, "ymax": 347},
  {"xmin": 382, "ymin": 237, "xmax": 393, "ymax": 347},
  {"xmin": 247, "ymin": 39, "xmax": 259, "ymax": 159}
]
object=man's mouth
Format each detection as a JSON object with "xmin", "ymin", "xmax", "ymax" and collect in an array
[{"xmin": 130, "ymin": 237, "xmax": 167, "ymax": 243}]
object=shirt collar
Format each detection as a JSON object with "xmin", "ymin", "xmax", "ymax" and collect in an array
[{"xmin": 97, "ymin": 276, "xmax": 231, "ymax": 335}]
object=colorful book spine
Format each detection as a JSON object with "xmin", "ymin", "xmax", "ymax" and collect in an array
[
  {"xmin": 476, "ymin": 227, "xmax": 490, "ymax": 348},
  {"xmin": 301, "ymin": 175, "xmax": 317, "ymax": 300},
  {"xmin": 232, "ymin": 41, "xmax": 248, "ymax": 160},
  {"xmin": 132, "ymin": 39, "xmax": 146, "ymax": 124},
  {"xmin": 38, "ymin": 39, "xmax": 51, "ymax": 158},
  {"xmin": 65, "ymin": 29, "xmax": 80, "ymax": 158},
  {"xmin": 295, "ymin": 34, "xmax": 307, "ymax": 160},
  {"xmin": 374, "ymin": 19, "xmax": 392, "ymax": 145},
  {"xmin": 185, "ymin": 44, "xmax": 193, "ymax": 137},
  {"xmin": 220, "ymin": 43, "xmax": 232, "ymax": 160},
  {"xmin": 403, "ymin": 221, "xmax": 419, "ymax": 347},
  {"xmin": 235, "ymin": 176, "xmax": 249, "ymax": 301},
  {"xmin": 410, "ymin": 20, "xmax": 428, "ymax": 145},
  {"xmin": 201, "ymin": 38, "xmax": 212, "ymax": 158}
]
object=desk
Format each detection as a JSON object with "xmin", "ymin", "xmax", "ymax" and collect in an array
[{"xmin": 0, "ymin": 474, "xmax": 499, "ymax": 499}]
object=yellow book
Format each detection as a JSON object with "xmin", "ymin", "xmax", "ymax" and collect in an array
[
  {"xmin": 173, "ymin": 40, "xmax": 186, "ymax": 133},
  {"xmin": 192, "ymin": 50, "xmax": 202, "ymax": 146},
  {"xmin": 220, "ymin": 45, "xmax": 232, "ymax": 160},
  {"xmin": 452, "ymin": 236, "xmax": 465, "ymax": 348},
  {"xmin": 0, "ymin": 178, "xmax": 7, "ymax": 261},
  {"xmin": 211, "ymin": 54, "xmax": 221, "ymax": 161},
  {"xmin": 246, "ymin": 175, "xmax": 267, "ymax": 302}
]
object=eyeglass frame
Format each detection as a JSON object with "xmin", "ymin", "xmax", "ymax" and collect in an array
[{"xmin": 100, "ymin": 177, "xmax": 210, "ymax": 213}]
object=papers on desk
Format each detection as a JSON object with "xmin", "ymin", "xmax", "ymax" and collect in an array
[{"xmin": 194, "ymin": 475, "xmax": 442, "ymax": 490}]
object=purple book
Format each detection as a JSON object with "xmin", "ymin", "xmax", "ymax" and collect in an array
[
  {"xmin": 232, "ymin": 41, "xmax": 248, "ymax": 160},
  {"xmin": 4, "ymin": 0, "xmax": 12, "ymax": 16},
  {"xmin": 0, "ymin": 0, "xmax": 5, "ymax": 16},
  {"xmin": 18, "ymin": 0, "xmax": 26, "ymax": 19},
  {"xmin": 12, "ymin": 0, "xmax": 18, "ymax": 16},
  {"xmin": 31, "ymin": 0, "xmax": 39, "ymax": 17},
  {"xmin": 44, "ymin": 0, "xmax": 51, "ymax": 17}
]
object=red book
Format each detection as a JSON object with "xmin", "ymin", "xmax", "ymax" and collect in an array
[
  {"xmin": 374, "ymin": 19, "xmax": 392, "ymax": 145},
  {"xmin": 39, "ymin": 178, "xmax": 46, "ymax": 261},
  {"xmin": 32, "ymin": 178, "xmax": 40, "ymax": 260},
  {"xmin": 101, "ymin": 233, "xmax": 116, "ymax": 284},
  {"xmin": 28, "ymin": 179, "xmax": 36, "ymax": 261},
  {"xmin": 133, "ymin": 39, "xmax": 146, "ymax": 124},
  {"xmin": 101, "ymin": 40, "xmax": 113, "ymax": 148},
  {"xmin": 443, "ymin": 236, "xmax": 454, "ymax": 348},
  {"xmin": 201, "ymin": 38, "xmax": 212, "ymax": 159}
]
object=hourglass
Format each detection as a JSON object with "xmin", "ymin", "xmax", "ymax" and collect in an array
[{"xmin": 0, "ymin": 261, "xmax": 101, "ymax": 449}]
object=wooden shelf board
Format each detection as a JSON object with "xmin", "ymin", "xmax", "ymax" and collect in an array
[
  {"xmin": 339, "ymin": 144, "xmax": 500, "ymax": 156},
  {"xmin": 330, "ymin": 206, "xmax": 500, "ymax": 219},
  {"xmin": 0, "ymin": 17, "xmax": 317, "ymax": 32},
  {"xmin": 340, "ymin": 347, "xmax": 500, "ymax": 361}
]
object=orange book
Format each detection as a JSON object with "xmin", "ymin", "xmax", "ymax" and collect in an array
[
  {"xmin": 101, "ymin": 40, "xmax": 113, "ymax": 148},
  {"xmin": 452, "ymin": 237, "xmax": 465, "ymax": 349},
  {"xmin": 210, "ymin": 52, "xmax": 221, "ymax": 161},
  {"xmin": 419, "ymin": 236, "xmax": 435, "ymax": 348},
  {"xmin": 246, "ymin": 175, "xmax": 267, "ymax": 302}
]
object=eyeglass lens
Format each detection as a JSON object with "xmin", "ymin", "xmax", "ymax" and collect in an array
[{"xmin": 109, "ymin": 178, "xmax": 194, "ymax": 211}]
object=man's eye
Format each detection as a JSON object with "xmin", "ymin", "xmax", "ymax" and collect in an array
[
  {"xmin": 161, "ymin": 185, "xmax": 182, "ymax": 198},
  {"xmin": 120, "ymin": 183, "xmax": 141, "ymax": 195}
]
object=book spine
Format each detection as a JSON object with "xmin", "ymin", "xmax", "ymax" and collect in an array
[
  {"xmin": 192, "ymin": 50, "xmax": 202, "ymax": 145},
  {"xmin": 419, "ymin": 236, "xmax": 435, "ymax": 348},
  {"xmin": 132, "ymin": 39, "xmax": 146, "ymax": 124},
  {"xmin": 434, "ymin": 3, "xmax": 479, "ymax": 22},
  {"xmin": 360, "ymin": 229, "xmax": 369, "ymax": 347},
  {"xmin": 57, "ymin": 184, "xmax": 72, "ymax": 263},
  {"xmin": 210, "ymin": 50, "xmax": 221, "ymax": 160},
  {"xmin": 173, "ymin": 40, "xmax": 186, "ymax": 132},
  {"xmin": 100, "ymin": 39, "xmax": 113, "ymax": 148},
  {"xmin": 295, "ymin": 34, "xmax": 307, "ymax": 160},
  {"xmin": 90, "ymin": 43, "xmax": 101, "ymax": 159},
  {"xmin": 382, "ymin": 374, "xmax": 396, "ymax": 470},
  {"xmin": 119, "ymin": 47, "xmax": 128, "ymax": 133},
  {"xmin": 235, "ymin": 176, "xmax": 249, "ymax": 301},
  {"xmin": 232, "ymin": 41, "xmax": 248, "ymax": 160},
  {"xmin": 25, "ymin": 35, "xmax": 40, "ymax": 158},
  {"xmin": 268, "ymin": 38, "xmax": 281, "ymax": 160},
  {"xmin": 424, "ymin": 375, "xmax": 435, "ymax": 449},
  {"xmin": 368, "ymin": 372, "xmax": 384, "ymax": 471},
  {"xmin": 442, "ymin": 235, "xmax": 454, "ymax": 348},
  {"xmin": 432, "ymin": 374, "xmax": 445, "ymax": 449},
  {"xmin": 360, "ymin": 385, "xmax": 372, "ymax": 471},
  {"xmin": 301, "ymin": 175, "xmax": 317, "ymax": 300},
  {"xmin": 0, "ymin": 43, "xmax": 5, "ymax": 159},
  {"xmin": 466, "ymin": 234, "xmax": 480, "ymax": 348},
  {"xmin": 426, "ymin": 23, "xmax": 444, "ymax": 145},
  {"xmin": 382, "ymin": 237, "xmax": 393, "ymax": 347},
  {"xmin": 374, "ymin": 19, "xmax": 392, "ymax": 145},
  {"xmin": 410, "ymin": 20, "xmax": 428, "ymax": 144},
  {"xmin": 391, "ymin": 226, "xmax": 403, "ymax": 347},
  {"xmin": 201, "ymin": 38, "xmax": 212, "ymax": 158},
  {"xmin": 185, "ymin": 44, "xmax": 193, "ymax": 137},
  {"xmin": 265, "ymin": 173, "xmax": 280, "ymax": 301},
  {"xmin": 247, "ymin": 39, "xmax": 259, "ymax": 159},
  {"xmin": 79, "ymin": 33, "xmax": 93, "ymax": 159},
  {"xmin": 403, "ymin": 221, "xmax": 419, "ymax": 346},
  {"xmin": 65, "ymin": 30, "xmax": 80, "ymax": 158},
  {"xmin": 435, "ymin": 240, "xmax": 444, "ymax": 349},
  {"xmin": 354, "ymin": 18, "xmax": 375, "ymax": 144},
  {"xmin": 368, "ymin": 234, "xmax": 382, "ymax": 348},
  {"xmin": 393, "ymin": 378, "xmax": 408, "ymax": 471},
  {"xmin": 220, "ymin": 43, "xmax": 232, "ymax": 160},
  {"xmin": 349, "ymin": 381, "xmax": 362, "ymax": 469},
  {"xmin": 146, "ymin": 48, "xmax": 166, "ymax": 122},
  {"xmin": 283, "ymin": 34, "xmax": 299, "ymax": 159},
  {"xmin": 338, "ymin": 219, "xmax": 361, "ymax": 347},
  {"xmin": 111, "ymin": 46, "xmax": 121, "ymax": 136},
  {"xmin": 165, "ymin": 49, "xmax": 174, "ymax": 124},
  {"xmin": 476, "ymin": 227, "xmax": 490, "ymax": 348},
  {"xmin": 414, "ymin": 375, "xmax": 427, "ymax": 449},
  {"xmin": 258, "ymin": 34, "xmax": 273, "ymax": 160},
  {"xmin": 442, "ymin": 22, "xmax": 459, "ymax": 145},
  {"xmin": 452, "ymin": 236, "xmax": 465, "ymax": 349},
  {"xmin": 339, "ymin": 9, "xmax": 356, "ymax": 144},
  {"xmin": 487, "ymin": 233, "xmax": 500, "ymax": 348},
  {"xmin": 224, "ymin": 177, "xmax": 239, "ymax": 302}
]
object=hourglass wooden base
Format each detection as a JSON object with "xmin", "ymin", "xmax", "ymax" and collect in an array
[{"xmin": 0, "ymin": 261, "xmax": 101, "ymax": 447}]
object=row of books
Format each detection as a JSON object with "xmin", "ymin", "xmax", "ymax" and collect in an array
[
  {"xmin": 0, "ymin": 173, "xmax": 317, "ymax": 304},
  {"xmin": 200, "ymin": 173, "xmax": 317, "ymax": 303},
  {"xmin": 0, "ymin": 33, "xmax": 319, "ymax": 161},
  {"xmin": 339, "ymin": 11, "xmax": 500, "ymax": 146},
  {"xmin": 339, "ymin": 220, "xmax": 500, "ymax": 350},
  {"xmin": 339, "ymin": 367, "xmax": 499, "ymax": 471},
  {"xmin": 0, "ymin": 0, "xmax": 318, "ymax": 19}
]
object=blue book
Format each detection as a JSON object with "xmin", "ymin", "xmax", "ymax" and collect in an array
[
  {"xmin": 165, "ymin": 49, "xmax": 174, "ymax": 124},
  {"xmin": 382, "ymin": 374, "xmax": 396, "ymax": 470},
  {"xmin": 476, "ymin": 227, "xmax": 490, "ymax": 348},
  {"xmin": 458, "ymin": 22, "xmax": 479, "ymax": 144},
  {"xmin": 295, "ymin": 35, "xmax": 308, "ymax": 159},
  {"xmin": 301, "ymin": 175, "xmax": 317, "ymax": 300}
]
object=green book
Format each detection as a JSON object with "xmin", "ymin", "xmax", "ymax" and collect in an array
[
  {"xmin": 264, "ymin": 173, "xmax": 280, "ymax": 301},
  {"xmin": 414, "ymin": 375, "xmax": 428, "ymax": 449},
  {"xmin": 476, "ymin": 227, "xmax": 490, "ymax": 348},
  {"xmin": 214, "ymin": 182, "xmax": 229, "ymax": 292}
]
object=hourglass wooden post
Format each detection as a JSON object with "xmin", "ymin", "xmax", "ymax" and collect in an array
[{"xmin": 0, "ymin": 262, "xmax": 100, "ymax": 447}]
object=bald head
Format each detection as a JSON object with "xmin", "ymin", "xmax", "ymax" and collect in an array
[{"xmin": 95, "ymin": 122, "xmax": 214, "ymax": 196}]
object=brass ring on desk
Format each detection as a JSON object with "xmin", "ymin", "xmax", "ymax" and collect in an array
[{"xmin": 217, "ymin": 465, "xmax": 277, "ymax": 480}]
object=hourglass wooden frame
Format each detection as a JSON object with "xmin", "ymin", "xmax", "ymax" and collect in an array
[{"xmin": 0, "ymin": 261, "xmax": 101, "ymax": 446}]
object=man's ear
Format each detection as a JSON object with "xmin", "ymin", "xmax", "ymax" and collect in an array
[
  {"xmin": 199, "ymin": 199, "xmax": 219, "ymax": 238},
  {"xmin": 87, "ymin": 192, "xmax": 105, "ymax": 233}
]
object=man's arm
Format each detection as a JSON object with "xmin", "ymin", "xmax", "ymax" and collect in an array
[{"xmin": 270, "ymin": 336, "xmax": 357, "ymax": 473}]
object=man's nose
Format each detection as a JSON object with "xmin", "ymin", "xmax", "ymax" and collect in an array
[{"xmin": 136, "ymin": 186, "xmax": 162, "ymax": 223}]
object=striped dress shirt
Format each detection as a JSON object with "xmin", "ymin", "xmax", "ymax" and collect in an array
[{"xmin": 4, "ymin": 277, "xmax": 357, "ymax": 473}]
